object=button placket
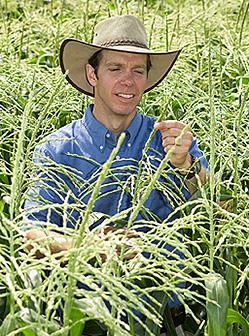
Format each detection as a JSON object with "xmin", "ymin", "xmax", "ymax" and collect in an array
[{"xmin": 125, "ymin": 131, "xmax": 132, "ymax": 149}]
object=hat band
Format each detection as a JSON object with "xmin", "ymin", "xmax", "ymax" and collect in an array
[{"xmin": 99, "ymin": 39, "xmax": 148, "ymax": 49}]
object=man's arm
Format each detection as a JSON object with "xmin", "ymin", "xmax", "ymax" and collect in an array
[
  {"xmin": 25, "ymin": 227, "xmax": 137, "ymax": 260},
  {"xmin": 154, "ymin": 120, "xmax": 208, "ymax": 194}
]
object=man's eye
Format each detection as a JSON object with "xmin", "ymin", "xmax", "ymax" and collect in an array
[
  {"xmin": 109, "ymin": 68, "xmax": 120, "ymax": 71},
  {"xmin": 135, "ymin": 69, "xmax": 145, "ymax": 74}
]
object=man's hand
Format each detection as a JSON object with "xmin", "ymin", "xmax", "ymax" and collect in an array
[
  {"xmin": 154, "ymin": 120, "xmax": 208, "ymax": 193},
  {"xmin": 97, "ymin": 226, "xmax": 138, "ymax": 261},
  {"xmin": 154, "ymin": 120, "xmax": 193, "ymax": 171},
  {"xmin": 25, "ymin": 230, "xmax": 72, "ymax": 258},
  {"xmin": 25, "ymin": 226, "xmax": 138, "ymax": 261}
]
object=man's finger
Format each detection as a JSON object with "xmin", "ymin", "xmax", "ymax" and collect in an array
[
  {"xmin": 154, "ymin": 120, "xmax": 189, "ymax": 131},
  {"xmin": 163, "ymin": 137, "xmax": 182, "ymax": 147},
  {"xmin": 162, "ymin": 129, "xmax": 192, "ymax": 139}
]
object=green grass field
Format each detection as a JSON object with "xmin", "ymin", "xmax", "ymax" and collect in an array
[{"xmin": 0, "ymin": 0, "xmax": 248, "ymax": 335}]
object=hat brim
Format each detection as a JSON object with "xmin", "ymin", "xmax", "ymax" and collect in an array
[{"xmin": 60, "ymin": 38, "xmax": 181, "ymax": 97}]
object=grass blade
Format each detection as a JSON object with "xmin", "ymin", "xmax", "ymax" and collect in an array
[{"xmin": 227, "ymin": 308, "xmax": 249, "ymax": 335}]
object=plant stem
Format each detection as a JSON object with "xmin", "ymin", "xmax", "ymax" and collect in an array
[
  {"xmin": 238, "ymin": 0, "xmax": 249, "ymax": 46},
  {"xmin": 9, "ymin": 94, "xmax": 33, "ymax": 220},
  {"xmin": 63, "ymin": 133, "xmax": 125, "ymax": 333},
  {"xmin": 207, "ymin": 37, "xmax": 215, "ymax": 272},
  {"xmin": 24, "ymin": 72, "xmax": 65, "ymax": 165},
  {"xmin": 53, "ymin": 0, "xmax": 65, "ymax": 64}
]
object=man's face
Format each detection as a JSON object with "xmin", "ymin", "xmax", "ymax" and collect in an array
[{"xmin": 86, "ymin": 50, "xmax": 148, "ymax": 120}]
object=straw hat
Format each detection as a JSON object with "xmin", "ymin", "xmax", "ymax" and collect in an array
[{"xmin": 60, "ymin": 15, "xmax": 181, "ymax": 97}]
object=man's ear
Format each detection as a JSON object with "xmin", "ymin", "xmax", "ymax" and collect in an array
[{"xmin": 85, "ymin": 64, "xmax": 97, "ymax": 87}]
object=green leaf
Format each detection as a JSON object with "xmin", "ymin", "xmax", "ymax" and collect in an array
[
  {"xmin": 219, "ymin": 185, "xmax": 233, "ymax": 201},
  {"xmin": 134, "ymin": 291, "xmax": 170, "ymax": 336},
  {"xmin": 242, "ymin": 77, "xmax": 249, "ymax": 85},
  {"xmin": 205, "ymin": 274, "xmax": 229, "ymax": 336},
  {"xmin": 0, "ymin": 199, "xmax": 4, "ymax": 213},
  {"xmin": 17, "ymin": 317, "xmax": 37, "ymax": 336},
  {"xmin": 227, "ymin": 308, "xmax": 249, "ymax": 335},
  {"xmin": 0, "ymin": 173, "xmax": 9, "ymax": 185},
  {"xmin": 18, "ymin": 308, "xmax": 60, "ymax": 334},
  {"xmin": 69, "ymin": 300, "xmax": 85, "ymax": 336},
  {"xmin": 0, "ymin": 313, "xmax": 18, "ymax": 336}
]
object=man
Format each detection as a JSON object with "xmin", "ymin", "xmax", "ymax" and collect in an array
[{"xmin": 24, "ymin": 14, "xmax": 208, "ymax": 334}]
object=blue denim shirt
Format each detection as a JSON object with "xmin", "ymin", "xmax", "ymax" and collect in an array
[
  {"xmin": 24, "ymin": 104, "xmax": 208, "ymax": 311},
  {"xmin": 25, "ymin": 104, "xmax": 208, "ymax": 229}
]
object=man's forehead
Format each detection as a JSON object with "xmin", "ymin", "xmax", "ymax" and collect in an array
[{"xmin": 101, "ymin": 49, "xmax": 147, "ymax": 65}]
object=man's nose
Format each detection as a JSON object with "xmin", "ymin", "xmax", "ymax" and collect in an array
[{"xmin": 120, "ymin": 72, "xmax": 134, "ymax": 86}]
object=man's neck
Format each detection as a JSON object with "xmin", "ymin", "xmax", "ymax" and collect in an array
[{"xmin": 92, "ymin": 106, "xmax": 136, "ymax": 138}]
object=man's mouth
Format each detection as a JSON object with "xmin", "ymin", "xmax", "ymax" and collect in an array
[{"xmin": 116, "ymin": 93, "xmax": 135, "ymax": 99}]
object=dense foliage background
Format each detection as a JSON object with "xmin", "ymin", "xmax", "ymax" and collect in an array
[{"xmin": 0, "ymin": 0, "xmax": 248, "ymax": 335}]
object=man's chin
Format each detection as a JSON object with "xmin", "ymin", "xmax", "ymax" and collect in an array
[{"xmin": 114, "ymin": 108, "xmax": 136, "ymax": 117}]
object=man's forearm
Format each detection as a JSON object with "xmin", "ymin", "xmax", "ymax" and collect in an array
[
  {"xmin": 184, "ymin": 166, "xmax": 208, "ymax": 194},
  {"xmin": 175, "ymin": 154, "xmax": 208, "ymax": 194}
]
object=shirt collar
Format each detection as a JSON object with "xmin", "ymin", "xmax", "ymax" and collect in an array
[
  {"xmin": 82, "ymin": 104, "xmax": 143, "ymax": 149},
  {"xmin": 82, "ymin": 104, "xmax": 108, "ymax": 150},
  {"xmin": 125, "ymin": 111, "xmax": 143, "ymax": 145}
]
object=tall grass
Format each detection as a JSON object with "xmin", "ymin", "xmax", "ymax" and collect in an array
[{"xmin": 0, "ymin": 0, "xmax": 248, "ymax": 335}]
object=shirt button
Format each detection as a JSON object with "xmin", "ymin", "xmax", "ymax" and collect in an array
[
  {"xmin": 99, "ymin": 145, "xmax": 104, "ymax": 151},
  {"xmin": 127, "ymin": 143, "xmax": 131, "ymax": 148},
  {"xmin": 106, "ymin": 133, "xmax": 110, "ymax": 138},
  {"xmin": 116, "ymin": 155, "xmax": 120, "ymax": 160}
]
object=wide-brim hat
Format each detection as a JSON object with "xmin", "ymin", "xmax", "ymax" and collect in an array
[{"xmin": 60, "ymin": 15, "xmax": 181, "ymax": 97}]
